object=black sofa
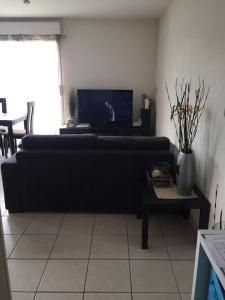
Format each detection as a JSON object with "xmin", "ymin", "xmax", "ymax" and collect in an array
[{"xmin": 1, "ymin": 134, "xmax": 174, "ymax": 213}]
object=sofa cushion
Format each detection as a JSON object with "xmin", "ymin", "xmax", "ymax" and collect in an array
[
  {"xmin": 21, "ymin": 134, "xmax": 96, "ymax": 150},
  {"xmin": 96, "ymin": 136, "xmax": 170, "ymax": 151}
]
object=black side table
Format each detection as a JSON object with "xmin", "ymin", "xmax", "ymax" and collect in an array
[{"xmin": 141, "ymin": 184, "xmax": 210, "ymax": 249}]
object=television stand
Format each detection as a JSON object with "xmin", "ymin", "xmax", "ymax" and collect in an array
[
  {"xmin": 60, "ymin": 106, "xmax": 154, "ymax": 136},
  {"xmin": 59, "ymin": 123, "xmax": 152, "ymax": 136}
]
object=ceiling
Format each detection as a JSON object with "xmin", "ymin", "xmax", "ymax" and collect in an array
[{"xmin": 0, "ymin": 0, "xmax": 172, "ymax": 19}]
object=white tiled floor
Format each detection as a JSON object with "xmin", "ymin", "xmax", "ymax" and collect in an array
[{"xmin": 0, "ymin": 187, "xmax": 196, "ymax": 300}]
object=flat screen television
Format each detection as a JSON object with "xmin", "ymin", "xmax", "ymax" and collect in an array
[{"xmin": 77, "ymin": 89, "xmax": 133, "ymax": 126}]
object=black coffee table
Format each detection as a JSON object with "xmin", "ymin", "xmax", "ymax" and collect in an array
[{"xmin": 140, "ymin": 184, "xmax": 210, "ymax": 249}]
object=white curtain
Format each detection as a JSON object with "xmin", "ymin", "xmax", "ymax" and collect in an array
[{"xmin": 0, "ymin": 39, "xmax": 62, "ymax": 134}]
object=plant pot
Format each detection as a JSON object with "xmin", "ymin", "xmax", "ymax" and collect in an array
[{"xmin": 176, "ymin": 151, "xmax": 195, "ymax": 196}]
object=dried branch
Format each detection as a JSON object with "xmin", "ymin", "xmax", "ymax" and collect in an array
[
  {"xmin": 190, "ymin": 85, "xmax": 210, "ymax": 144},
  {"xmin": 165, "ymin": 82, "xmax": 180, "ymax": 148},
  {"xmin": 166, "ymin": 78, "xmax": 210, "ymax": 152}
]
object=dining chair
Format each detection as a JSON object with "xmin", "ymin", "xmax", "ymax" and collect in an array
[
  {"xmin": 14, "ymin": 101, "xmax": 35, "ymax": 137},
  {"xmin": 0, "ymin": 98, "xmax": 7, "ymax": 156},
  {"xmin": 4, "ymin": 101, "xmax": 35, "ymax": 156}
]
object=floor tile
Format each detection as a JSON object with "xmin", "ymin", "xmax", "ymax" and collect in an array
[
  {"xmin": 0, "ymin": 191, "xmax": 5, "ymax": 201},
  {"xmin": 4, "ymin": 234, "xmax": 21, "ymax": 257},
  {"xmin": 84, "ymin": 294, "xmax": 132, "ymax": 300},
  {"xmin": 171, "ymin": 261, "xmax": 194, "ymax": 293},
  {"xmin": 4, "ymin": 211, "xmax": 35, "ymax": 217},
  {"xmin": 133, "ymin": 293, "xmax": 181, "ymax": 300},
  {"xmin": 2, "ymin": 216, "xmax": 32, "ymax": 234},
  {"xmin": 85, "ymin": 260, "xmax": 131, "ymax": 292},
  {"xmin": 0, "ymin": 201, "xmax": 6, "ymax": 215},
  {"xmin": 12, "ymin": 292, "xmax": 35, "ymax": 300},
  {"xmin": 181, "ymin": 294, "xmax": 191, "ymax": 300},
  {"xmin": 130, "ymin": 260, "xmax": 178, "ymax": 292},
  {"xmin": 35, "ymin": 213, "xmax": 65, "ymax": 218},
  {"xmin": 66, "ymin": 213, "xmax": 95, "ymax": 217},
  {"xmin": 90, "ymin": 235, "xmax": 128, "ymax": 259},
  {"xmin": 38, "ymin": 260, "xmax": 88, "ymax": 292},
  {"xmin": 10, "ymin": 235, "xmax": 56, "ymax": 258},
  {"xmin": 127, "ymin": 215, "xmax": 161, "ymax": 235},
  {"xmin": 129, "ymin": 235, "xmax": 168, "ymax": 259},
  {"xmin": 25, "ymin": 215, "xmax": 63, "ymax": 234},
  {"xmin": 60, "ymin": 215, "xmax": 94, "ymax": 234},
  {"xmin": 159, "ymin": 215, "xmax": 196, "ymax": 236},
  {"xmin": 94, "ymin": 214, "xmax": 126, "ymax": 235},
  {"xmin": 51, "ymin": 234, "xmax": 91, "ymax": 258},
  {"xmin": 35, "ymin": 293, "xmax": 83, "ymax": 300},
  {"xmin": 164, "ymin": 235, "xmax": 197, "ymax": 259},
  {"xmin": 8, "ymin": 259, "xmax": 47, "ymax": 292}
]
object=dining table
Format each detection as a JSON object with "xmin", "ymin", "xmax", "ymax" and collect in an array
[{"xmin": 0, "ymin": 112, "xmax": 27, "ymax": 154}]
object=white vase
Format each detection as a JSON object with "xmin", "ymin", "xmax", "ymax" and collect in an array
[{"xmin": 177, "ymin": 151, "xmax": 195, "ymax": 196}]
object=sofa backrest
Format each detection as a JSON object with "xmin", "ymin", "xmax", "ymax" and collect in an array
[
  {"xmin": 21, "ymin": 134, "xmax": 170, "ymax": 152},
  {"xmin": 96, "ymin": 136, "xmax": 170, "ymax": 151},
  {"xmin": 21, "ymin": 134, "xmax": 96, "ymax": 150}
]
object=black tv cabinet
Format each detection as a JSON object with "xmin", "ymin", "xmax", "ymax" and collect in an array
[
  {"xmin": 60, "ymin": 124, "xmax": 150, "ymax": 136},
  {"xmin": 60, "ymin": 107, "xmax": 154, "ymax": 136}
]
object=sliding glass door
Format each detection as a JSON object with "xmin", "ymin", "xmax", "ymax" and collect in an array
[{"xmin": 0, "ymin": 39, "xmax": 62, "ymax": 134}]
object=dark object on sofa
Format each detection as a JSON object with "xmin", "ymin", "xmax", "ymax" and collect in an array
[{"xmin": 1, "ymin": 134, "xmax": 174, "ymax": 213}]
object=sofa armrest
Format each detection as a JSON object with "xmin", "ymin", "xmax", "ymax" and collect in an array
[{"xmin": 1, "ymin": 155, "xmax": 22, "ymax": 213}]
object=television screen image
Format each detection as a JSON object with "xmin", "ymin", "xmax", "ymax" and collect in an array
[{"xmin": 77, "ymin": 89, "xmax": 133, "ymax": 126}]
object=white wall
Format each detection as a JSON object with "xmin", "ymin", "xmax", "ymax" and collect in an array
[
  {"xmin": 156, "ymin": 0, "xmax": 225, "ymax": 227},
  {"xmin": 60, "ymin": 19, "xmax": 158, "ymax": 120}
]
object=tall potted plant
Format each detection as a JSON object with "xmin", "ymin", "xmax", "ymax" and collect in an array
[{"xmin": 166, "ymin": 79, "xmax": 210, "ymax": 195}]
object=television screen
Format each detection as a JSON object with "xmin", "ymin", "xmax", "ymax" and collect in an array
[{"xmin": 77, "ymin": 89, "xmax": 133, "ymax": 126}]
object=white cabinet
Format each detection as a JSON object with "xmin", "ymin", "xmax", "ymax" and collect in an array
[{"xmin": 192, "ymin": 230, "xmax": 225, "ymax": 299}]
